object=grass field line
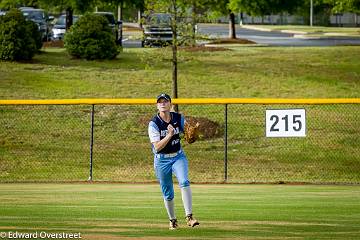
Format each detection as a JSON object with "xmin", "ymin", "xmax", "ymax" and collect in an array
[
  {"xmin": 0, "ymin": 219, "xmax": 341, "ymax": 227},
  {"xmin": 83, "ymin": 236, "xmax": 186, "ymax": 240},
  {"xmin": 1, "ymin": 184, "xmax": 359, "ymax": 239}
]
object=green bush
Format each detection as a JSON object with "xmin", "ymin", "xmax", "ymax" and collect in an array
[
  {"xmin": 28, "ymin": 20, "xmax": 43, "ymax": 51},
  {"xmin": 64, "ymin": 14, "xmax": 119, "ymax": 60},
  {"xmin": 0, "ymin": 9, "xmax": 42, "ymax": 61}
]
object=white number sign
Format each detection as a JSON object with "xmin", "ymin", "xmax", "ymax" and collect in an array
[{"xmin": 266, "ymin": 109, "xmax": 306, "ymax": 137}]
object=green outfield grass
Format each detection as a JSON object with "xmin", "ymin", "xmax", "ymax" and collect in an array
[{"xmin": 0, "ymin": 184, "xmax": 359, "ymax": 239}]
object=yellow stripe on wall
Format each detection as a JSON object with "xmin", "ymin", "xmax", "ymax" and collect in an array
[{"xmin": 0, "ymin": 98, "xmax": 359, "ymax": 105}]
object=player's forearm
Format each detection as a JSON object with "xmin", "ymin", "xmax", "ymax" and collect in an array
[{"xmin": 153, "ymin": 134, "xmax": 173, "ymax": 153}]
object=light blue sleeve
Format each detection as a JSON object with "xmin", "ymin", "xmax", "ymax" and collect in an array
[{"xmin": 148, "ymin": 121, "xmax": 160, "ymax": 143}]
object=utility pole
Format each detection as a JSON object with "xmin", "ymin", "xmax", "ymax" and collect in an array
[{"xmin": 310, "ymin": 0, "xmax": 313, "ymax": 26}]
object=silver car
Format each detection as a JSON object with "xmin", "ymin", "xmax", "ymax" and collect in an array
[
  {"xmin": 51, "ymin": 15, "xmax": 79, "ymax": 40},
  {"xmin": 142, "ymin": 13, "xmax": 173, "ymax": 47}
]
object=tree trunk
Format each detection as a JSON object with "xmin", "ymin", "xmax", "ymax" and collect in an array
[
  {"xmin": 117, "ymin": 1, "xmax": 123, "ymax": 20},
  {"xmin": 310, "ymin": 0, "xmax": 313, "ymax": 26},
  {"xmin": 65, "ymin": 7, "xmax": 73, "ymax": 31},
  {"xmin": 171, "ymin": 0, "xmax": 178, "ymax": 112},
  {"xmin": 229, "ymin": 12, "xmax": 236, "ymax": 39}
]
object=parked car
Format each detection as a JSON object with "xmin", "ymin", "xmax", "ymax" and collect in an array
[
  {"xmin": 51, "ymin": 14, "xmax": 80, "ymax": 40},
  {"xmin": 94, "ymin": 11, "xmax": 122, "ymax": 44},
  {"xmin": 0, "ymin": 10, "xmax": 6, "ymax": 16},
  {"xmin": 142, "ymin": 13, "xmax": 173, "ymax": 47},
  {"xmin": 18, "ymin": 6, "xmax": 35, "ymax": 11},
  {"xmin": 20, "ymin": 7, "xmax": 53, "ymax": 41}
]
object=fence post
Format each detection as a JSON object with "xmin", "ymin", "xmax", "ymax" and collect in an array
[
  {"xmin": 88, "ymin": 104, "xmax": 95, "ymax": 181},
  {"xmin": 224, "ymin": 104, "xmax": 228, "ymax": 182}
]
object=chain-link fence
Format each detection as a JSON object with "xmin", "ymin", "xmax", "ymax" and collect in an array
[{"xmin": 0, "ymin": 100, "xmax": 359, "ymax": 184}]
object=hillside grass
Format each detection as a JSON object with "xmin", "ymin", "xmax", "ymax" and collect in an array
[
  {"xmin": 0, "ymin": 46, "xmax": 359, "ymax": 183},
  {"xmin": 1, "ymin": 46, "xmax": 360, "ymax": 99}
]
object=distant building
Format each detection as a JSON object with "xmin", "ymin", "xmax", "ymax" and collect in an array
[
  {"xmin": 330, "ymin": 13, "xmax": 359, "ymax": 26},
  {"xmin": 215, "ymin": 12, "xmax": 359, "ymax": 27}
]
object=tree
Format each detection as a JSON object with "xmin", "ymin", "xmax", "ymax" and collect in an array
[
  {"xmin": 176, "ymin": 0, "xmax": 209, "ymax": 46},
  {"xmin": 288, "ymin": 0, "xmax": 327, "ymax": 25},
  {"xmin": 0, "ymin": 9, "xmax": 41, "ymax": 60},
  {"xmin": 325, "ymin": 0, "xmax": 360, "ymax": 25},
  {"xmin": 229, "ymin": 0, "xmax": 303, "ymax": 18},
  {"xmin": 132, "ymin": 0, "xmax": 145, "ymax": 27},
  {"xmin": 38, "ymin": 0, "xmax": 94, "ymax": 30},
  {"xmin": 207, "ymin": 0, "xmax": 237, "ymax": 39},
  {"xmin": 327, "ymin": 0, "xmax": 360, "ymax": 13},
  {"xmin": 97, "ymin": 0, "xmax": 132, "ymax": 19},
  {"xmin": 346, "ymin": 0, "xmax": 360, "ymax": 25},
  {"xmin": 144, "ymin": 0, "xmax": 196, "ymax": 111},
  {"xmin": 0, "ymin": 0, "xmax": 39, "ymax": 9},
  {"xmin": 96, "ymin": 0, "xmax": 144, "ymax": 45},
  {"xmin": 64, "ymin": 13, "xmax": 119, "ymax": 60}
]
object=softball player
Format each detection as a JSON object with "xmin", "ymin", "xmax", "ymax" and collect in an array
[{"xmin": 148, "ymin": 93, "xmax": 200, "ymax": 230}]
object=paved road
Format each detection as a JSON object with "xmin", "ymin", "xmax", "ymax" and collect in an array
[
  {"xmin": 198, "ymin": 24, "xmax": 360, "ymax": 47},
  {"xmin": 122, "ymin": 24, "xmax": 360, "ymax": 48},
  {"xmin": 122, "ymin": 38, "xmax": 141, "ymax": 48}
]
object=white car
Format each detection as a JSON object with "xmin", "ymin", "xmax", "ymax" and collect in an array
[{"xmin": 51, "ymin": 15, "xmax": 79, "ymax": 40}]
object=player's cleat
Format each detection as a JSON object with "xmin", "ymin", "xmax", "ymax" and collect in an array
[
  {"xmin": 185, "ymin": 214, "xmax": 199, "ymax": 227},
  {"xmin": 169, "ymin": 219, "xmax": 178, "ymax": 230}
]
